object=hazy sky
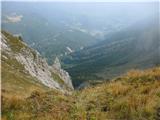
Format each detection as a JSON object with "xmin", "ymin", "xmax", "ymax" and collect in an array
[{"xmin": 2, "ymin": 0, "xmax": 159, "ymax": 2}]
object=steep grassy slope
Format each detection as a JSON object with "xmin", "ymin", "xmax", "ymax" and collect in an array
[
  {"xmin": 1, "ymin": 31, "xmax": 51, "ymax": 98},
  {"xmin": 2, "ymin": 67, "xmax": 160, "ymax": 120},
  {"xmin": 1, "ymin": 51, "xmax": 50, "ymax": 98},
  {"xmin": 74, "ymin": 67, "xmax": 160, "ymax": 120}
]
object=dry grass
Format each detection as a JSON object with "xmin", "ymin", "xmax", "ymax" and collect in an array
[
  {"xmin": 75, "ymin": 67, "xmax": 160, "ymax": 120},
  {"xmin": 2, "ymin": 67, "xmax": 160, "ymax": 120}
]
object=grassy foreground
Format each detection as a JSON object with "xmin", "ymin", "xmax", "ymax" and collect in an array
[{"xmin": 2, "ymin": 67, "xmax": 160, "ymax": 120}]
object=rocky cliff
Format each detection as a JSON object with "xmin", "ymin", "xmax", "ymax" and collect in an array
[
  {"xmin": 51, "ymin": 57, "xmax": 74, "ymax": 90},
  {"xmin": 1, "ymin": 31, "xmax": 73, "ymax": 93}
]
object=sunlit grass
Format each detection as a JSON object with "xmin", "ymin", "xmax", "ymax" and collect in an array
[{"xmin": 2, "ymin": 67, "xmax": 160, "ymax": 120}]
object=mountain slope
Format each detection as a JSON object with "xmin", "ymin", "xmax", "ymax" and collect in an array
[
  {"xmin": 2, "ymin": 67, "xmax": 160, "ymax": 120},
  {"xmin": 63, "ymin": 18, "xmax": 160, "ymax": 87},
  {"xmin": 1, "ymin": 2, "xmax": 100, "ymax": 64},
  {"xmin": 2, "ymin": 2, "xmax": 157, "ymax": 64},
  {"xmin": 1, "ymin": 31, "xmax": 73, "ymax": 98}
]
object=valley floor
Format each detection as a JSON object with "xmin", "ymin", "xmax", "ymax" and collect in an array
[{"xmin": 2, "ymin": 67, "xmax": 160, "ymax": 120}]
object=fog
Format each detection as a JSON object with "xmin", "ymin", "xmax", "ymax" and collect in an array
[
  {"xmin": 1, "ymin": 2, "xmax": 159, "ymax": 64},
  {"xmin": 2, "ymin": 2, "xmax": 158, "ymax": 31}
]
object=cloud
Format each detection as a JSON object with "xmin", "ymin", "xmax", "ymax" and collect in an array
[{"xmin": 4, "ymin": 15, "xmax": 23, "ymax": 23}]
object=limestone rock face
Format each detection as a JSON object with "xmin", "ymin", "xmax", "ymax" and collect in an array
[
  {"xmin": 53, "ymin": 57, "xmax": 61, "ymax": 70},
  {"xmin": 51, "ymin": 57, "xmax": 74, "ymax": 90},
  {"xmin": 1, "ymin": 31, "xmax": 73, "ymax": 92},
  {"xmin": 15, "ymin": 50, "xmax": 61, "ymax": 90}
]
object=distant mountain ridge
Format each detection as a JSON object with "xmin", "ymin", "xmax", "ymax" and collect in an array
[
  {"xmin": 62, "ymin": 18, "xmax": 160, "ymax": 87},
  {"xmin": 2, "ymin": 2, "xmax": 157, "ymax": 64}
]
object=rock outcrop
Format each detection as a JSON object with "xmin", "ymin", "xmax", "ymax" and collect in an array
[
  {"xmin": 51, "ymin": 57, "xmax": 74, "ymax": 90},
  {"xmin": 1, "ymin": 31, "xmax": 73, "ymax": 92}
]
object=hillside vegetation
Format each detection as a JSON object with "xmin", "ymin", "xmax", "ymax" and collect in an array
[
  {"xmin": 63, "ymin": 18, "xmax": 159, "ymax": 87},
  {"xmin": 2, "ymin": 67, "xmax": 160, "ymax": 120}
]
